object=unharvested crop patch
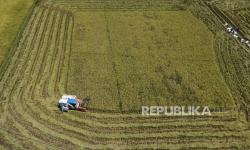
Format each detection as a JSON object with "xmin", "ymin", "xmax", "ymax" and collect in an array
[
  {"xmin": 0, "ymin": 0, "xmax": 33, "ymax": 64},
  {"xmin": 68, "ymin": 10, "xmax": 235, "ymax": 111}
]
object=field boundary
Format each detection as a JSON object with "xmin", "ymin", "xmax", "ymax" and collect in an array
[
  {"xmin": 190, "ymin": 0, "xmax": 250, "ymax": 122},
  {"xmin": 0, "ymin": 0, "xmax": 39, "ymax": 80}
]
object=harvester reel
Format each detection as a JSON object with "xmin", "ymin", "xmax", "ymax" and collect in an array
[{"xmin": 81, "ymin": 97, "xmax": 91, "ymax": 108}]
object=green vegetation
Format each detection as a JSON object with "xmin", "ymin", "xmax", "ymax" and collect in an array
[
  {"xmin": 68, "ymin": 10, "xmax": 235, "ymax": 111},
  {"xmin": 192, "ymin": 0, "xmax": 250, "ymax": 111},
  {"xmin": 0, "ymin": 0, "xmax": 250, "ymax": 149},
  {"xmin": 221, "ymin": 5, "xmax": 250, "ymax": 39},
  {"xmin": 211, "ymin": 0, "xmax": 250, "ymax": 11},
  {"xmin": 0, "ymin": 0, "xmax": 33, "ymax": 64},
  {"xmin": 45, "ymin": 0, "xmax": 189, "ymax": 11}
]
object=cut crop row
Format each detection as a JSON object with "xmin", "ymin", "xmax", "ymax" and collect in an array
[{"xmin": 45, "ymin": 0, "xmax": 189, "ymax": 11}]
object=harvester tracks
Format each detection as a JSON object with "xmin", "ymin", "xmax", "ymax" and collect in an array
[
  {"xmin": 45, "ymin": 0, "xmax": 188, "ymax": 11},
  {"xmin": 202, "ymin": 1, "xmax": 250, "ymax": 120}
]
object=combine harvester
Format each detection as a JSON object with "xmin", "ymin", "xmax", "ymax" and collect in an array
[
  {"xmin": 224, "ymin": 22, "xmax": 250, "ymax": 48},
  {"xmin": 58, "ymin": 94, "xmax": 91, "ymax": 112}
]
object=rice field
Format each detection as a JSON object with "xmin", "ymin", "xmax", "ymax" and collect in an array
[
  {"xmin": 67, "ymin": 10, "xmax": 235, "ymax": 111},
  {"xmin": 0, "ymin": 0, "xmax": 250, "ymax": 149},
  {"xmin": 0, "ymin": 0, "xmax": 33, "ymax": 63}
]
